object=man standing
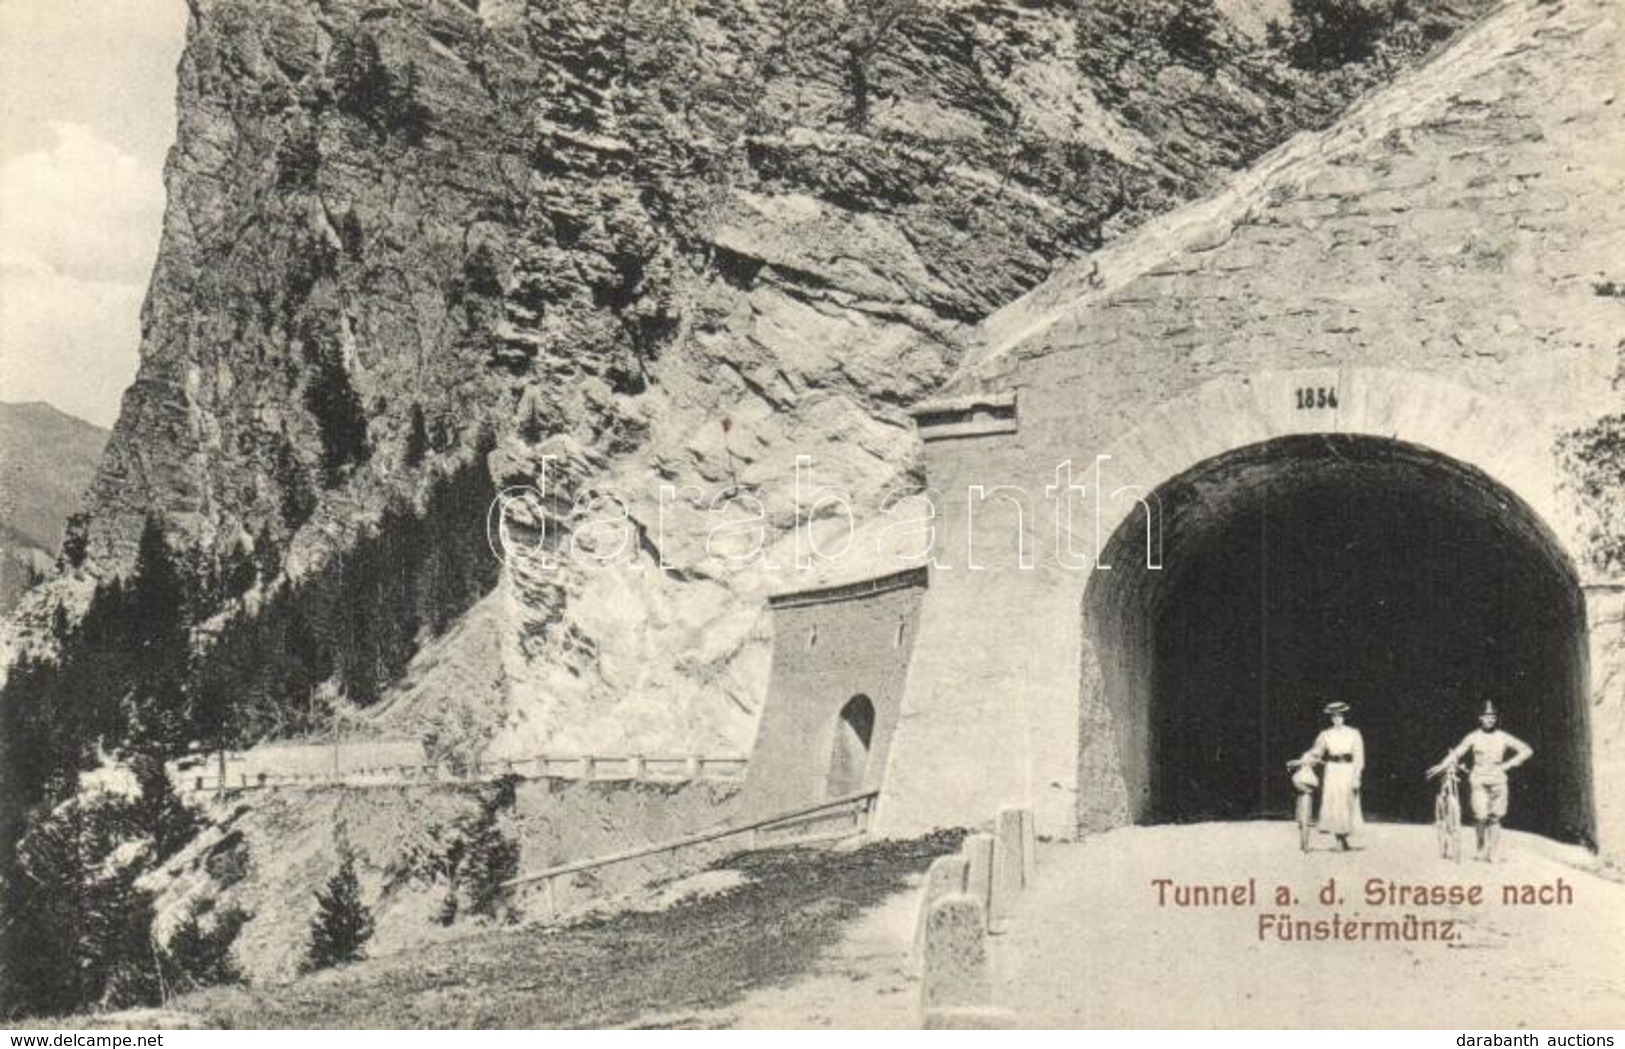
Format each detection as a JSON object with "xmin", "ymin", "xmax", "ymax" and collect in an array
[{"xmin": 1428, "ymin": 702, "xmax": 1533, "ymax": 861}]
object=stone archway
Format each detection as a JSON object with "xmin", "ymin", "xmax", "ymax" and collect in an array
[
  {"xmin": 1083, "ymin": 367, "xmax": 1579, "ymax": 571},
  {"xmin": 1079, "ymin": 433, "xmax": 1595, "ymax": 845},
  {"xmin": 827, "ymin": 694, "xmax": 877, "ymax": 797}
]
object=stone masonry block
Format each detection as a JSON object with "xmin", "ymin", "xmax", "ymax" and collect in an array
[
  {"xmin": 1020, "ymin": 808, "xmax": 1037, "ymax": 886},
  {"xmin": 992, "ymin": 806, "xmax": 1027, "ymax": 921},
  {"xmin": 962, "ymin": 832, "xmax": 995, "ymax": 920},
  {"xmin": 915, "ymin": 852, "xmax": 969, "ymax": 954},
  {"xmin": 923, "ymin": 1006, "xmax": 1016, "ymax": 1029},
  {"xmin": 920, "ymin": 893, "xmax": 992, "ymax": 1013}
]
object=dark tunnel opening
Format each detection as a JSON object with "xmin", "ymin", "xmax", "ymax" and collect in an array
[{"xmin": 1082, "ymin": 434, "xmax": 1594, "ymax": 846}]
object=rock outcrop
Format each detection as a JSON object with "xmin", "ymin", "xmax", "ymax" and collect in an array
[{"xmin": 9, "ymin": 0, "xmax": 1498, "ymax": 753}]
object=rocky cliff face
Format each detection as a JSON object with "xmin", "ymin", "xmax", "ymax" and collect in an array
[{"xmin": 21, "ymin": 0, "xmax": 1495, "ymax": 752}]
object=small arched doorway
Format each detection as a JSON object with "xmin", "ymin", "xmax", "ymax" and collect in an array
[
  {"xmin": 827, "ymin": 694, "xmax": 877, "ymax": 797},
  {"xmin": 1080, "ymin": 434, "xmax": 1594, "ymax": 845}
]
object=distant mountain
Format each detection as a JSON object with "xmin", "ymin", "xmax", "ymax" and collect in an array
[{"xmin": 0, "ymin": 401, "xmax": 108, "ymax": 611}]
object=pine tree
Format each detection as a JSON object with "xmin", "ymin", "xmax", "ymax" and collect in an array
[
  {"xmin": 129, "ymin": 752, "xmax": 199, "ymax": 861},
  {"xmin": 460, "ymin": 779, "xmax": 521, "ymax": 921},
  {"xmin": 1283, "ymin": 0, "xmax": 1405, "ymax": 68},
  {"xmin": 86, "ymin": 864, "xmax": 164, "ymax": 1010},
  {"xmin": 5, "ymin": 797, "xmax": 164, "ymax": 1018},
  {"xmin": 302, "ymin": 852, "xmax": 373, "ymax": 972},
  {"xmin": 339, "ymin": 209, "xmax": 365, "ymax": 260},
  {"xmin": 518, "ymin": 398, "xmax": 546, "ymax": 443},
  {"xmin": 332, "ymin": 33, "xmax": 396, "ymax": 130},
  {"xmin": 404, "ymin": 402, "xmax": 430, "ymax": 467},
  {"xmin": 58, "ymin": 512, "xmax": 90, "ymax": 569},
  {"xmin": 303, "ymin": 334, "xmax": 371, "ymax": 486},
  {"xmin": 273, "ymin": 437, "xmax": 318, "ymax": 530},
  {"xmin": 253, "ymin": 524, "xmax": 282, "ymax": 585},
  {"xmin": 1159, "ymin": 0, "xmax": 1220, "ymax": 66},
  {"xmin": 394, "ymin": 61, "xmax": 432, "ymax": 145},
  {"xmin": 161, "ymin": 901, "xmax": 249, "ymax": 993},
  {"xmin": 220, "ymin": 537, "xmax": 257, "ymax": 599},
  {"xmin": 426, "ymin": 776, "xmax": 521, "ymax": 925},
  {"xmin": 0, "ymin": 655, "xmax": 67, "ymax": 812},
  {"xmin": 275, "ymin": 123, "xmax": 322, "ymax": 190},
  {"xmin": 5, "ymin": 803, "xmax": 89, "ymax": 1015},
  {"xmin": 65, "ymin": 577, "xmax": 134, "ymax": 750},
  {"xmin": 125, "ymin": 517, "xmax": 192, "ymax": 758}
]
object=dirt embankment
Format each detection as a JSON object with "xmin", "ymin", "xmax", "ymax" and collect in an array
[
  {"xmin": 168, "ymin": 833, "xmax": 959, "ymax": 1029},
  {"xmin": 146, "ymin": 778, "xmax": 740, "ymax": 983}
]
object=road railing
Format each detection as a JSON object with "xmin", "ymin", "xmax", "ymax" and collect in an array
[
  {"xmin": 176, "ymin": 751, "xmax": 750, "ymax": 794},
  {"xmin": 501, "ymin": 789, "xmax": 881, "ymax": 916}
]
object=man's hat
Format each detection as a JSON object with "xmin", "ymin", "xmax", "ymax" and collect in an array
[
  {"xmin": 1480, "ymin": 701, "xmax": 1498, "ymax": 717},
  {"xmin": 1324, "ymin": 701, "xmax": 1350, "ymax": 716}
]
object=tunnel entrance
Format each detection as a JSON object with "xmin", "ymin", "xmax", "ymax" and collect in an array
[
  {"xmin": 1082, "ymin": 434, "xmax": 1593, "ymax": 845},
  {"xmin": 827, "ymin": 694, "xmax": 876, "ymax": 797}
]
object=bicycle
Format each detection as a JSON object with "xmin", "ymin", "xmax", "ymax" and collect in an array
[
  {"xmin": 1427, "ymin": 761, "xmax": 1463, "ymax": 862},
  {"xmin": 1286, "ymin": 757, "xmax": 1320, "ymax": 853}
]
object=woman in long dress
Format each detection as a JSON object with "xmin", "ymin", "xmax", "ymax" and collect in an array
[{"xmin": 1300, "ymin": 701, "xmax": 1364, "ymax": 850}]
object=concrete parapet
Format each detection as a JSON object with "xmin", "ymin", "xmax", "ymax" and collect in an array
[
  {"xmin": 961, "ymin": 832, "xmax": 994, "ymax": 922},
  {"xmin": 919, "ymin": 893, "xmax": 991, "ymax": 1014},
  {"xmin": 914, "ymin": 853, "xmax": 969, "ymax": 954},
  {"xmin": 1021, "ymin": 808, "xmax": 1037, "ymax": 886},
  {"xmin": 926, "ymin": 852, "xmax": 969, "ymax": 895},
  {"xmin": 991, "ymin": 806, "xmax": 1029, "ymax": 921},
  {"xmin": 923, "ymin": 1006, "xmax": 1017, "ymax": 1029}
]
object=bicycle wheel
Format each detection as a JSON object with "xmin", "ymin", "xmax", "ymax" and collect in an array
[{"xmin": 1444, "ymin": 790, "xmax": 1462, "ymax": 862}]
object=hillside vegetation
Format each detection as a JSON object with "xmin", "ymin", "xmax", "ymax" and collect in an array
[{"xmin": 2, "ymin": 0, "xmax": 1498, "ymax": 1022}]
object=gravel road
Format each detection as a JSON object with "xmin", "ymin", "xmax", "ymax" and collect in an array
[{"xmin": 994, "ymin": 822, "xmax": 1625, "ymax": 1028}]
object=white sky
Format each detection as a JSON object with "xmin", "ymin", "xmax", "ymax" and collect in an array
[{"xmin": 0, "ymin": 0, "xmax": 190, "ymax": 427}]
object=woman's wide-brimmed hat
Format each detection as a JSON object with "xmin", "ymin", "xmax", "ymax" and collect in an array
[{"xmin": 1323, "ymin": 701, "xmax": 1351, "ymax": 716}]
